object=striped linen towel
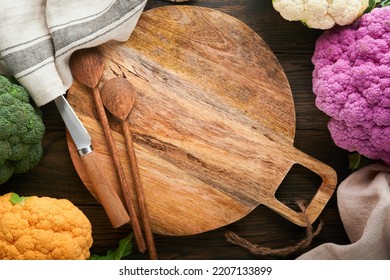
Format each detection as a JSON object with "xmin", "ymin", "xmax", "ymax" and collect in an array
[{"xmin": 0, "ymin": 0, "xmax": 147, "ymax": 106}]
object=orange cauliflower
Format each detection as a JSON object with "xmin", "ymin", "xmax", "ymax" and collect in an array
[{"xmin": 0, "ymin": 192, "xmax": 93, "ymax": 260}]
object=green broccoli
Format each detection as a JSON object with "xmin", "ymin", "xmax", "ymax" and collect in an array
[{"xmin": 0, "ymin": 75, "xmax": 45, "ymax": 184}]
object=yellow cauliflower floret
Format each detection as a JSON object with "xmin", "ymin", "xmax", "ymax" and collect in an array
[{"xmin": 0, "ymin": 193, "xmax": 93, "ymax": 260}]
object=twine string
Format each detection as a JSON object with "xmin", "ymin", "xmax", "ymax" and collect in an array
[{"xmin": 225, "ymin": 201, "xmax": 323, "ymax": 256}]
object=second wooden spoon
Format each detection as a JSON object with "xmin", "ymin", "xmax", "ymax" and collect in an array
[{"xmin": 101, "ymin": 77, "xmax": 157, "ymax": 260}]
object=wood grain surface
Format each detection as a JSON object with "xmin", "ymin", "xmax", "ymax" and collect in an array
[
  {"xmin": 1, "ymin": 1, "xmax": 351, "ymax": 260},
  {"xmin": 66, "ymin": 6, "xmax": 336, "ymax": 236}
]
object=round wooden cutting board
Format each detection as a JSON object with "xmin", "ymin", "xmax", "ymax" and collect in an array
[{"xmin": 66, "ymin": 6, "xmax": 337, "ymax": 235}]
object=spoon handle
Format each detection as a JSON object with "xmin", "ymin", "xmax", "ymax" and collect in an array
[
  {"xmin": 92, "ymin": 86, "xmax": 146, "ymax": 253},
  {"xmin": 122, "ymin": 121, "xmax": 158, "ymax": 260}
]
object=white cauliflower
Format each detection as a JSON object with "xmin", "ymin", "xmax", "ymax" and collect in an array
[{"xmin": 272, "ymin": 0, "xmax": 369, "ymax": 29}]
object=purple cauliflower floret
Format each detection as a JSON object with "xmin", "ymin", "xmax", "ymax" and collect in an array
[{"xmin": 312, "ymin": 7, "xmax": 390, "ymax": 164}]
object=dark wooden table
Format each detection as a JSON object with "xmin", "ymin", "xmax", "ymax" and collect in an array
[{"xmin": 1, "ymin": 0, "xmax": 352, "ymax": 260}]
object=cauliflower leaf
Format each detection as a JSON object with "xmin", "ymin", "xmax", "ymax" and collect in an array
[
  {"xmin": 366, "ymin": 0, "xmax": 390, "ymax": 12},
  {"xmin": 89, "ymin": 234, "xmax": 133, "ymax": 260},
  {"xmin": 9, "ymin": 193, "xmax": 28, "ymax": 205}
]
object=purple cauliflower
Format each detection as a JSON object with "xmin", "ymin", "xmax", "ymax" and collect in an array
[{"xmin": 312, "ymin": 7, "xmax": 390, "ymax": 164}]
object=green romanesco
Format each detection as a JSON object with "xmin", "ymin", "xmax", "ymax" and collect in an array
[{"xmin": 0, "ymin": 75, "xmax": 45, "ymax": 184}]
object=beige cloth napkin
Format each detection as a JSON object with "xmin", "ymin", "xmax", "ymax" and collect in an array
[
  {"xmin": 0, "ymin": 0, "xmax": 147, "ymax": 106},
  {"xmin": 298, "ymin": 164, "xmax": 390, "ymax": 259}
]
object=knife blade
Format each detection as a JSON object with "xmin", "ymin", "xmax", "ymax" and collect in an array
[
  {"xmin": 54, "ymin": 95, "xmax": 130, "ymax": 228},
  {"xmin": 54, "ymin": 95, "xmax": 92, "ymax": 156}
]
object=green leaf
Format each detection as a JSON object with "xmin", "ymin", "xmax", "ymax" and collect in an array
[
  {"xmin": 114, "ymin": 234, "xmax": 133, "ymax": 259},
  {"xmin": 380, "ymin": 0, "xmax": 390, "ymax": 6},
  {"xmin": 89, "ymin": 234, "xmax": 133, "ymax": 260},
  {"xmin": 9, "ymin": 193, "xmax": 28, "ymax": 205},
  {"xmin": 348, "ymin": 152, "xmax": 375, "ymax": 171},
  {"xmin": 370, "ymin": 0, "xmax": 382, "ymax": 8},
  {"xmin": 348, "ymin": 152, "xmax": 362, "ymax": 171},
  {"xmin": 365, "ymin": 0, "xmax": 390, "ymax": 12}
]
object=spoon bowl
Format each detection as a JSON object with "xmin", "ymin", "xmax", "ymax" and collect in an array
[
  {"xmin": 100, "ymin": 77, "xmax": 135, "ymax": 121},
  {"xmin": 69, "ymin": 48, "xmax": 105, "ymax": 88}
]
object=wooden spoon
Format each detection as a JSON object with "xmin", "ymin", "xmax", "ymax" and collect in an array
[
  {"xmin": 101, "ymin": 77, "xmax": 158, "ymax": 260},
  {"xmin": 69, "ymin": 48, "xmax": 146, "ymax": 253}
]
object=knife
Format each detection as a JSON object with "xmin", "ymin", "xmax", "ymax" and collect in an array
[{"xmin": 54, "ymin": 95, "xmax": 130, "ymax": 228}]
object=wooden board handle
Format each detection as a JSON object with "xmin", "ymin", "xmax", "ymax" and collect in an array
[
  {"xmin": 267, "ymin": 147, "xmax": 337, "ymax": 227},
  {"xmin": 80, "ymin": 151, "xmax": 130, "ymax": 228}
]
